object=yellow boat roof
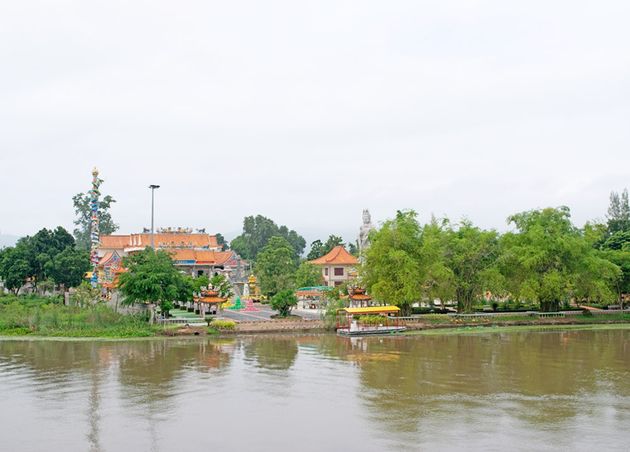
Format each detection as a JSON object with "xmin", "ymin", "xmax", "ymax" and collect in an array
[{"xmin": 341, "ymin": 306, "xmax": 400, "ymax": 315}]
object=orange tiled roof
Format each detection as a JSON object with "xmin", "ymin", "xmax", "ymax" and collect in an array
[
  {"xmin": 350, "ymin": 294, "xmax": 372, "ymax": 301},
  {"xmin": 100, "ymin": 235, "xmax": 131, "ymax": 249},
  {"xmin": 309, "ymin": 246, "xmax": 358, "ymax": 266},
  {"xmin": 98, "ymin": 252, "xmax": 114, "ymax": 265},
  {"xmin": 100, "ymin": 233, "xmax": 219, "ymax": 250},
  {"xmin": 196, "ymin": 297, "xmax": 227, "ymax": 304},
  {"xmin": 169, "ymin": 249, "xmax": 234, "ymax": 265}
]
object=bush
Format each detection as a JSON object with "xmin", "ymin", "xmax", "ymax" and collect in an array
[
  {"xmin": 270, "ymin": 289, "xmax": 298, "ymax": 317},
  {"xmin": 209, "ymin": 319, "xmax": 236, "ymax": 331},
  {"xmin": 321, "ymin": 298, "xmax": 345, "ymax": 330},
  {"xmin": 356, "ymin": 315, "xmax": 386, "ymax": 325}
]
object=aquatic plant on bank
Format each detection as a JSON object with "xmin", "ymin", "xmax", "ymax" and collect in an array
[
  {"xmin": 0, "ymin": 296, "xmax": 158, "ymax": 337},
  {"xmin": 208, "ymin": 319, "xmax": 236, "ymax": 332}
]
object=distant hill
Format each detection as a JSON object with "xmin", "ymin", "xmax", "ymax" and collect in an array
[{"xmin": 0, "ymin": 234, "xmax": 19, "ymax": 248}]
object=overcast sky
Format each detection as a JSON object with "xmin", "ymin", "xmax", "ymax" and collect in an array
[{"xmin": 1, "ymin": 0, "xmax": 629, "ymax": 246}]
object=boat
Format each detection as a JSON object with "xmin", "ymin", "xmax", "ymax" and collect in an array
[{"xmin": 336, "ymin": 306, "xmax": 406, "ymax": 336}]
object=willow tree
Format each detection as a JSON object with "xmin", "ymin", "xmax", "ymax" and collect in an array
[
  {"xmin": 500, "ymin": 207, "xmax": 620, "ymax": 311},
  {"xmin": 361, "ymin": 211, "xmax": 427, "ymax": 315},
  {"xmin": 443, "ymin": 220, "xmax": 501, "ymax": 313}
]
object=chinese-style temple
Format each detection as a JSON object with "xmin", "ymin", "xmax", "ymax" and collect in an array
[
  {"xmin": 193, "ymin": 289, "xmax": 226, "ymax": 317},
  {"xmin": 348, "ymin": 287, "xmax": 372, "ymax": 307},
  {"xmin": 309, "ymin": 245, "xmax": 359, "ymax": 287},
  {"xmin": 96, "ymin": 230, "xmax": 248, "ymax": 290}
]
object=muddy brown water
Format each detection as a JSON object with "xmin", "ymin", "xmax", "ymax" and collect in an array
[{"xmin": 1, "ymin": 329, "xmax": 629, "ymax": 451}]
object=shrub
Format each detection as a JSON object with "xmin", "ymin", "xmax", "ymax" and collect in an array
[
  {"xmin": 210, "ymin": 319, "xmax": 236, "ymax": 331},
  {"xmin": 357, "ymin": 315, "xmax": 386, "ymax": 325},
  {"xmin": 270, "ymin": 289, "xmax": 298, "ymax": 317}
]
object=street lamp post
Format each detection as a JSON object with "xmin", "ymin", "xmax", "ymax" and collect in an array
[{"xmin": 149, "ymin": 184, "xmax": 160, "ymax": 249}]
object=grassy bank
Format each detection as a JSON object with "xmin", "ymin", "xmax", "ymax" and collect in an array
[
  {"xmin": 411, "ymin": 312, "xmax": 630, "ymax": 325},
  {"xmin": 2, "ymin": 295, "xmax": 630, "ymax": 339},
  {"xmin": 406, "ymin": 323, "xmax": 630, "ymax": 336},
  {"xmin": 0, "ymin": 295, "xmax": 161, "ymax": 338}
]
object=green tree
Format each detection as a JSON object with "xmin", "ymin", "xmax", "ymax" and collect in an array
[
  {"xmin": 270, "ymin": 289, "xmax": 298, "ymax": 317},
  {"xmin": 189, "ymin": 275, "xmax": 210, "ymax": 293},
  {"xmin": 45, "ymin": 247, "xmax": 90, "ymax": 290},
  {"xmin": 230, "ymin": 215, "xmax": 305, "ymax": 261},
  {"xmin": 306, "ymin": 240, "xmax": 325, "ymax": 260},
  {"xmin": 597, "ymin": 227, "xmax": 630, "ymax": 306},
  {"xmin": 118, "ymin": 249, "xmax": 193, "ymax": 320},
  {"xmin": 26, "ymin": 227, "xmax": 76, "ymax": 287},
  {"xmin": 215, "ymin": 233, "xmax": 228, "ymax": 250},
  {"xmin": 72, "ymin": 178, "xmax": 118, "ymax": 249},
  {"xmin": 607, "ymin": 189, "xmax": 630, "ymax": 235},
  {"xmin": 602, "ymin": 250, "xmax": 630, "ymax": 307},
  {"xmin": 0, "ymin": 246, "xmax": 31, "ymax": 294},
  {"xmin": 307, "ymin": 235, "xmax": 345, "ymax": 260},
  {"xmin": 361, "ymin": 210, "xmax": 425, "ymax": 315},
  {"xmin": 0, "ymin": 227, "xmax": 77, "ymax": 293},
  {"xmin": 294, "ymin": 262, "xmax": 322, "ymax": 288},
  {"xmin": 418, "ymin": 218, "xmax": 454, "ymax": 306},
  {"xmin": 500, "ymin": 207, "xmax": 619, "ymax": 311},
  {"xmin": 71, "ymin": 281, "xmax": 100, "ymax": 307},
  {"xmin": 347, "ymin": 240, "xmax": 359, "ymax": 256},
  {"xmin": 37, "ymin": 279, "xmax": 56, "ymax": 295},
  {"xmin": 209, "ymin": 273, "xmax": 233, "ymax": 298},
  {"xmin": 443, "ymin": 220, "xmax": 501, "ymax": 313},
  {"xmin": 254, "ymin": 236, "xmax": 298, "ymax": 297},
  {"xmin": 603, "ymin": 231, "xmax": 630, "ymax": 251}
]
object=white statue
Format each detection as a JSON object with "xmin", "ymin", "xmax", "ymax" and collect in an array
[
  {"xmin": 243, "ymin": 282, "xmax": 250, "ymax": 298},
  {"xmin": 359, "ymin": 209, "xmax": 375, "ymax": 256}
]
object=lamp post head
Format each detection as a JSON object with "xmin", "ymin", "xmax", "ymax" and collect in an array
[{"xmin": 149, "ymin": 184, "xmax": 160, "ymax": 189}]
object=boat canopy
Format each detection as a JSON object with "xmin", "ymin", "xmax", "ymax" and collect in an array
[{"xmin": 340, "ymin": 306, "xmax": 400, "ymax": 315}]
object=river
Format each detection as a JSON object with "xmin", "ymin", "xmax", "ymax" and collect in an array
[{"xmin": 0, "ymin": 328, "xmax": 629, "ymax": 451}]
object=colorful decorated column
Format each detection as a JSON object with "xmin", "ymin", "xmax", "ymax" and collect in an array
[{"xmin": 89, "ymin": 168, "xmax": 101, "ymax": 287}]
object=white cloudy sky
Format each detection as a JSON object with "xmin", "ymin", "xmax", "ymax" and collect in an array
[{"xmin": 1, "ymin": 0, "xmax": 629, "ymax": 245}]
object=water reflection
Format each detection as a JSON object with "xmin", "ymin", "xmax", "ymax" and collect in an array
[
  {"xmin": 243, "ymin": 336, "xmax": 299, "ymax": 371},
  {"xmin": 118, "ymin": 340, "xmax": 232, "ymax": 400},
  {"xmin": 0, "ymin": 329, "xmax": 628, "ymax": 451},
  {"xmin": 334, "ymin": 330, "xmax": 630, "ymax": 449},
  {"xmin": 0, "ymin": 339, "xmax": 234, "ymax": 452}
]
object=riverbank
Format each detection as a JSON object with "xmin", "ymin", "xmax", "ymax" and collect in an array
[
  {"xmin": 405, "ymin": 322, "xmax": 630, "ymax": 336},
  {"xmin": 0, "ymin": 298, "xmax": 161, "ymax": 338},
  {"xmin": 2, "ymin": 296, "xmax": 630, "ymax": 339},
  {"xmin": 3, "ymin": 316, "xmax": 630, "ymax": 339}
]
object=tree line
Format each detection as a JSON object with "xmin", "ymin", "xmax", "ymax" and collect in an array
[
  {"xmin": 363, "ymin": 190, "xmax": 630, "ymax": 314},
  {"xmin": 0, "ymin": 227, "xmax": 90, "ymax": 294}
]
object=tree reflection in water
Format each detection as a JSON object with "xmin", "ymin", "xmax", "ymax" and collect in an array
[
  {"xmin": 0, "ymin": 339, "xmax": 234, "ymax": 452},
  {"xmin": 0, "ymin": 330, "xmax": 628, "ymax": 451},
  {"xmin": 243, "ymin": 336, "xmax": 299, "ymax": 371},
  {"xmin": 323, "ymin": 330, "xmax": 630, "ymax": 444}
]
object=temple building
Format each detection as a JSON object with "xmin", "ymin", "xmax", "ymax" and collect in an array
[
  {"xmin": 99, "ymin": 231, "xmax": 221, "ymax": 254},
  {"xmin": 348, "ymin": 287, "xmax": 373, "ymax": 307},
  {"xmin": 97, "ymin": 230, "xmax": 248, "ymax": 291},
  {"xmin": 193, "ymin": 289, "xmax": 226, "ymax": 317},
  {"xmin": 309, "ymin": 245, "xmax": 359, "ymax": 287}
]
